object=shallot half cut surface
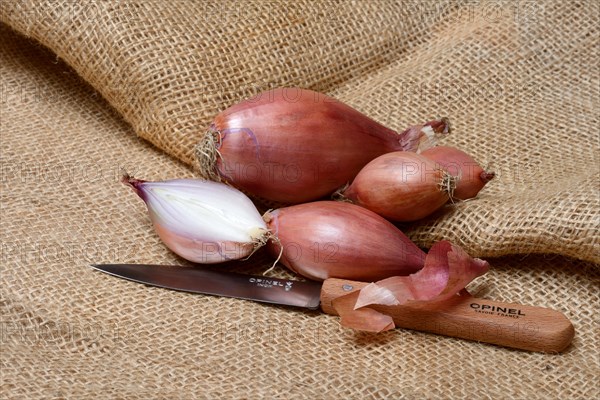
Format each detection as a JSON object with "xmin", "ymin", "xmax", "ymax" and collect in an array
[{"xmin": 123, "ymin": 174, "xmax": 269, "ymax": 263}]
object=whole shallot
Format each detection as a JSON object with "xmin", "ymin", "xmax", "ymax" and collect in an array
[
  {"xmin": 339, "ymin": 152, "xmax": 456, "ymax": 221},
  {"xmin": 264, "ymin": 201, "xmax": 426, "ymax": 281},
  {"xmin": 196, "ymin": 87, "xmax": 449, "ymax": 203}
]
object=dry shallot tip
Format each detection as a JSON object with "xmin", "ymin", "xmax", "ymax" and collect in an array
[
  {"xmin": 242, "ymin": 230, "xmax": 270, "ymax": 261},
  {"xmin": 424, "ymin": 117, "xmax": 451, "ymax": 135},
  {"xmin": 480, "ymin": 171, "xmax": 496, "ymax": 183},
  {"xmin": 195, "ymin": 127, "xmax": 222, "ymax": 182},
  {"xmin": 411, "ymin": 118, "xmax": 451, "ymax": 153},
  {"xmin": 261, "ymin": 210, "xmax": 274, "ymax": 224},
  {"xmin": 121, "ymin": 172, "xmax": 147, "ymax": 197}
]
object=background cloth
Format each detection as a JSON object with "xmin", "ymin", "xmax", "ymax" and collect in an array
[{"xmin": 1, "ymin": 1, "xmax": 599, "ymax": 399}]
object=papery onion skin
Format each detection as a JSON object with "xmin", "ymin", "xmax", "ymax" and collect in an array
[
  {"xmin": 356, "ymin": 241, "xmax": 490, "ymax": 308},
  {"xmin": 420, "ymin": 146, "xmax": 494, "ymax": 200},
  {"xmin": 265, "ymin": 201, "xmax": 426, "ymax": 281},
  {"xmin": 199, "ymin": 87, "xmax": 449, "ymax": 203},
  {"xmin": 123, "ymin": 175, "xmax": 268, "ymax": 263},
  {"xmin": 341, "ymin": 152, "xmax": 452, "ymax": 222},
  {"xmin": 333, "ymin": 240, "xmax": 490, "ymax": 332}
]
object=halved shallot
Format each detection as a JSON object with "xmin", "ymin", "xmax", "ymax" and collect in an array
[
  {"xmin": 264, "ymin": 201, "xmax": 426, "ymax": 281},
  {"xmin": 196, "ymin": 87, "xmax": 449, "ymax": 203},
  {"xmin": 332, "ymin": 241, "xmax": 490, "ymax": 332},
  {"xmin": 122, "ymin": 174, "xmax": 269, "ymax": 263}
]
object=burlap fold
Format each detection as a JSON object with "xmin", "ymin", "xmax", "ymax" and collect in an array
[
  {"xmin": 2, "ymin": 0, "xmax": 598, "ymax": 263},
  {"xmin": 1, "ymin": 1, "xmax": 599, "ymax": 399}
]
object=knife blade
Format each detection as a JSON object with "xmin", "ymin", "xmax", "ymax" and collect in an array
[
  {"xmin": 90, "ymin": 263, "xmax": 574, "ymax": 353},
  {"xmin": 90, "ymin": 263, "xmax": 322, "ymax": 309}
]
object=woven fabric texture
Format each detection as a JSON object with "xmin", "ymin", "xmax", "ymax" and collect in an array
[
  {"xmin": 1, "ymin": 1, "xmax": 599, "ymax": 399},
  {"xmin": 2, "ymin": 0, "xmax": 598, "ymax": 263}
]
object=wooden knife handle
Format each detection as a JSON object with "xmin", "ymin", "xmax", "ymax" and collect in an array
[{"xmin": 320, "ymin": 279, "xmax": 574, "ymax": 353}]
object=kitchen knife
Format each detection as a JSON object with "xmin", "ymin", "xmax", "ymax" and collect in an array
[{"xmin": 90, "ymin": 263, "xmax": 574, "ymax": 353}]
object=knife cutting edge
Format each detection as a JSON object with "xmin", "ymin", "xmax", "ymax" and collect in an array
[{"xmin": 90, "ymin": 264, "xmax": 574, "ymax": 353}]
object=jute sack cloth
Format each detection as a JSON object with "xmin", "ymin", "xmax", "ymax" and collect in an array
[
  {"xmin": 1, "ymin": 0, "xmax": 598, "ymax": 263},
  {"xmin": 0, "ymin": 1, "xmax": 599, "ymax": 399}
]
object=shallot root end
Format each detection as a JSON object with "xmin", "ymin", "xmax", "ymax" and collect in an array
[
  {"xmin": 195, "ymin": 126, "xmax": 222, "ymax": 182},
  {"xmin": 262, "ymin": 231, "xmax": 283, "ymax": 276},
  {"xmin": 331, "ymin": 183, "xmax": 353, "ymax": 203},
  {"xmin": 438, "ymin": 170, "xmax": 458, "ymax": 201}
]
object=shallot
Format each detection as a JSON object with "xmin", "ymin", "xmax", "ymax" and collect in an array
[
  {"xmin": 122, "ymin": 174, "xmax": 269, "ymax": 263},
  {"xmin": 264, "ymin": 201, "xmax": 426, "ymax": 281},
  {"xmin": 339, "ymin": 152, "xmax": 455, "ymax": 221},
  {"xmin": 196, "ymin": 87, "xmax": 449, "ymax": 203}
]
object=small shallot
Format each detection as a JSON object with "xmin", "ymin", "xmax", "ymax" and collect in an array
[
  {"xmin": 339, "ymin": 152, "xmax": 455, "ymax": 221},
  {"xmin": 264, "ymin": 201, "xmax": 426, "ymax": 281}
]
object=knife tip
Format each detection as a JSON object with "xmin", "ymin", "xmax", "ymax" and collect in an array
[{"xmin": 89, "ymin": 264, "xmax": 109, "ymax": 271}]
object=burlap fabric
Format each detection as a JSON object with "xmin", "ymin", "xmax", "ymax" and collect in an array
[{"xmin": 1, "ymin": 1, "xmax": 598, "ymax": 399}]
